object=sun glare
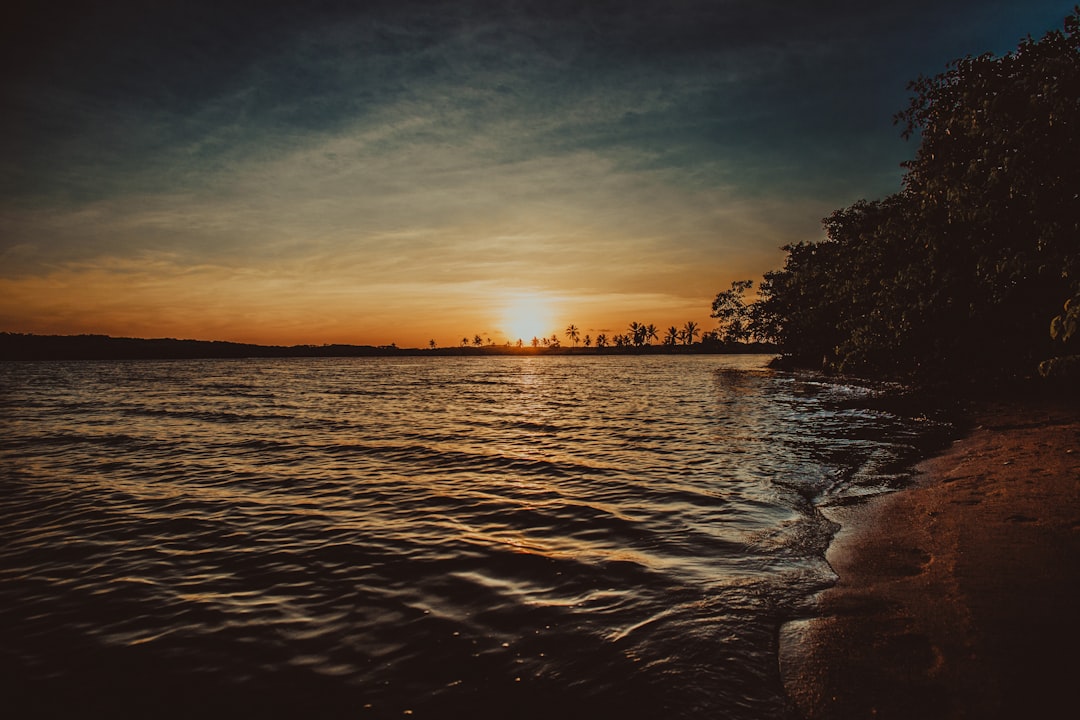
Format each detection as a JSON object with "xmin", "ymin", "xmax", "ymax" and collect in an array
[{"xmin": 501, "ymin": 295, "xmax": 556, "ymax": 342}]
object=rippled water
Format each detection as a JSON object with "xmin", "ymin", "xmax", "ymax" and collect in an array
[{"xmin": 0, "ymin": 355, "xmax": 944, "ymax": 718}]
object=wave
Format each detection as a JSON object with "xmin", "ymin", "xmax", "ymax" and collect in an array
[{"xmin": 0, "ymin": 355, "xmax": 944, "ymax": 719}]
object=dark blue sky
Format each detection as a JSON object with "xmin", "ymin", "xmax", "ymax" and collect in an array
[{"xmin": 2, "ymin": 0, "xmax": 1075, "ymax": 344}]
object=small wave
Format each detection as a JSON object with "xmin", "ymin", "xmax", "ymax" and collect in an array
[{"xmin": 0, "ymin": 355, "xmax": 945, "ymax": 720}]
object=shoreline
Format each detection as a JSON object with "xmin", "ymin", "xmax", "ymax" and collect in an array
[
  {"xmin": 780, "ymin": 397, "xmax": 1080, "ymax": 718},
  {"xmin": 0, "ymin": 332, "xmax": 778, "ymax": 361}
]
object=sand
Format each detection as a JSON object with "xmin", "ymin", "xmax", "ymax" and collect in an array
[{"xmin": 780, "ymin": 398, "xmax": 1080, "ymax": 719}]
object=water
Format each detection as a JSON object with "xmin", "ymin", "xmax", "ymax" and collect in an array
[{"xmin": 0, "ymin": 355, "xmax": 946, "ymax": 718}]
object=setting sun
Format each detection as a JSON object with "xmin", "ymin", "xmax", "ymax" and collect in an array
[{"xmin": 500, "ymin": 294, "xmax": 557, "ymax": 343}]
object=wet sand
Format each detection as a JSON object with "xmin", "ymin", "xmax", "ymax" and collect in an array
[{"xmin": 781, "ymin": 398, "xmax": 1080, "ymax": 719}]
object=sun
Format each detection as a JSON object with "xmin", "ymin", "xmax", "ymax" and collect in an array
[{"xmin": 500, "ymin": 295, "xmax": 556, "ymax": 343}]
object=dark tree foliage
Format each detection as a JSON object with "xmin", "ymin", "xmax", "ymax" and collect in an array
[
  {"xmin": 1041, "ymin": 293, "xmax": 1080, "ymax": 382},
  {"xmin": 711, "ymin": 279, "xmax": 756, "ymax": 343},
  {"xmin": 753, "ymin": 8, "xmax": 1080, "ymax": 382}
]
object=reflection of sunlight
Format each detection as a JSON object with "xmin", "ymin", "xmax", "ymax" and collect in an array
[{"xmin": 500, "ymin": 294, "xmax": 556, "ymax": 341}]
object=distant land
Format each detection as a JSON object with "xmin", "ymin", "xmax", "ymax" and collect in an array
[{"xmin": 0, "ymin": 333, "xmax": 778, "ymax": 361}]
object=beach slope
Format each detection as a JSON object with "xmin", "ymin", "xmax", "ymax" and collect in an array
[{"xmin": 781, "ymin": 399, "xmax": 1080, "ymax": 719}]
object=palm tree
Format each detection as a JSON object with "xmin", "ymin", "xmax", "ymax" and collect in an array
[
  {"xmin": 583, "ymin": 334, "xmax": 592, "ymax": 348},
  {"xmin": 461, "ymin": 337, "xmax": 469, "ymax": 347},
  {"xmin": 596, "ymin": 334, "xmax": 608, "ymax": 348},
  {"xmin": 645, "ymin": 323, "xmax": 659, "ymax": 345},
  {"xmin": 682, "ymin": 321, "xmax": 699, "ymax": 345},
  {"xmin": 428, "ymin": 339, "xmax": 437, "ymax": 350},
  {"xmin": 473, "ymin": 334, "xmax": 483, "ymax": 347},
  {"xmin": 531, "ymin": 336, "xmax": 540, "ymax": 347},
  {"xmin": 664, "ymin": 326, "xmax": 679, "ymax": 346},
  {"xmin": 565, "ymin": 324, "xmax": 580, "ymax": 346},
  {"xmin": 628, "ymin": 322, "xmax": 645, "ymax": 347}
]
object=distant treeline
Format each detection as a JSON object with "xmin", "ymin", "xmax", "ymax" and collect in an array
[
  {"xmin": 732, "ymin": 9, "xmax": 1080, "ymax": 385},
  {"xmin": 0, "ymin": 333, "xmax": 777, "ymax": 361}
]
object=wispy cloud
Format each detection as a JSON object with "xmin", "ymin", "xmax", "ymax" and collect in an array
[{"xmin": 2, "ymin": 0, "xmax": 1072, "ymax": 344}]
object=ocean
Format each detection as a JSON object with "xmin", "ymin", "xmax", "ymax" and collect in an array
[{"xmin": 0, "ymin": 355, "xmax": 946, "ymax": 718}]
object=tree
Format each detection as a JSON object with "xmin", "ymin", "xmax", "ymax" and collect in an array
[
  {"xmin": 645, "ymin": 323, "xmax": 659, "ymax": 345},
  {"xmin": 711, "ymin": 280, "xmax": 754, "ymax": 343},
  {"xmin": 583, "ymin": 334, "xmax": 592, "ymax": 348},
  {"xmin": 1051, "ymin": 296, "xmax": 1080, "ymax": 344},
  {"xmin": 664, "ymin": 326, "xmax": 679, "ymax": 346},
  {"xmin": 531, "ymin": 336, "xmax": 540, "ymax": 348},
  {"xmin": 754, "ymin": 195, "xmax": 930, "ymax": 373},
  {"xmin": 565, "ymin": 324, "xmax": 580, "ymax": 346},
  {"xmin": 1041, "ymin": 294, "xmax": 1080, "ymax": 381},
  {"xmin": 461, "ymin": 337, "xmax": 469, "ymax": 347},
  {"xmin": 890, "ymin": 12, "xmax": 1080, "ymax": 376},
  {"xmin": 752, "ymin": 8, "xmax": 1080, "ymax": 380},
  {"xmin": 473, "ymin": 335, "xmax": 483, "ymax": 347},
  {"xmin": 681, "ymin": 321, "xmax": 699, "ymax": 345},
  {"xmin": 428, "ymin": 339, "xmax": 437, "ymax": 350},
  {"xmin": 746, "ymin": 280, "xmax": 781, "ymax": 346},
  {"xmin": 596, "ymin": 333, "xmax": 608, "ymax": 348}
]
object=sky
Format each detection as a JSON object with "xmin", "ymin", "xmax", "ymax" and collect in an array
[{"xmin": 2, "ymin": 0, "xmax": 1075, "ymax": 347}]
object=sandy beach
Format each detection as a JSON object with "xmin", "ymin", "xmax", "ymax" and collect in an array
[{"xmin": 781, "ymin": 396, "xmax": 1080, "ymax": 719}]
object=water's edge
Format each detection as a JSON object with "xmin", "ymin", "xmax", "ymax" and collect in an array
[{"xmin": 775, "ymin": 381, "xmax": 962, "ymax": 717}]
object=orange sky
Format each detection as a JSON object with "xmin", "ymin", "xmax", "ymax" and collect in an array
[{"xmin": 0, "ymin": 206, "xmax": 790, "ymax": 347}]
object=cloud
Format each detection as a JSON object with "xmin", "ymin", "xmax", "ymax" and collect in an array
[
  {"xmin": 4, "ymin": 0, "xmax": 927, "ymax": 204},
  {"xmin": 2, "ymin": 119, "xmax": 805, "ymax": 297},
  {"xmin": 3, "ymin": 0, "xmax": 1073, "ymax": 343}
]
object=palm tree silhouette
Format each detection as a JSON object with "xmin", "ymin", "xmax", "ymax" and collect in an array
[
  {"xmin": 645, "ymin": 324, "xmax": 659, "ymax": 345},
  {"xmin": 473, "ymin": 334, "xmax": 483, "ymax": 347},
  {"xmin": 565, "ymin": 324, "xmax": 580, "ymax": 346},
  {"xmin": 682, "ymin": 321, "xmax": 699, "ymax": 345},
  {"xmin": 664, "ymin": 326, "xmax": 679, "ymax": 346},
  {"xmin": 428, "ymin": 339, "xmax": 437, "ymax": 350}
]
